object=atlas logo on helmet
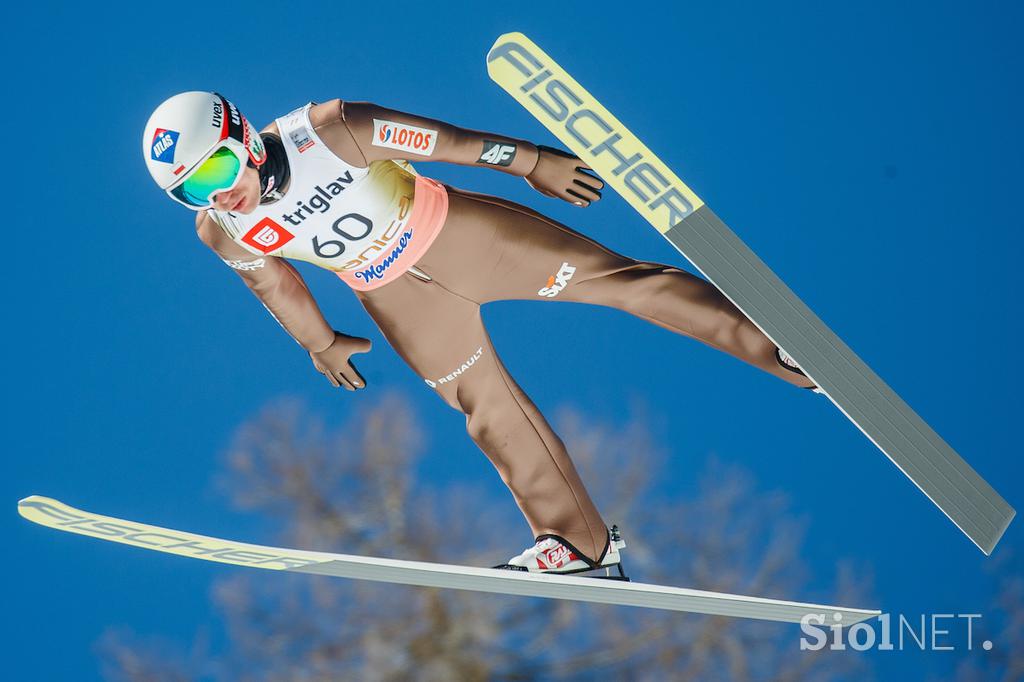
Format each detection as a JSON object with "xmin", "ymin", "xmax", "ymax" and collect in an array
[{"xmin": 150, "ymin": 128, "xmax": 179, "ymax": 164}]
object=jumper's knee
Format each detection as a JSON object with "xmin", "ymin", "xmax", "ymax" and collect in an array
[
  {"xmin": 464, "ymin": 406, "xmax": 520, "ymax": 478},
  {"xmin": 574, "ymin": 261, "xmax": 671, "ymax": 310},
  {"xmin": 464, "ymin": 405, "xmax": 494, "ymax": 444},
  {"xmin": 614, "ymin": 264, "xmax": 702, "ymax": 319}
]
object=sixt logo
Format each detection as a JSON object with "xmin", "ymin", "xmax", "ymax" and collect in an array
[
  {"xmin": 150, "ymin": 128, "xmax": 179, "ymax": 164},
  {"xmin": 354, "ymin": 229, "xmax": 414, "ymax": 283},
  {"xmin": 538, "ymin": 261, "xmax": 576, "ymax": 298}
]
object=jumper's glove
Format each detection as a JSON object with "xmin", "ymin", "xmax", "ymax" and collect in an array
[
  {"xmin": 525, "ymin": 145, "xmax": 604, "ymax": 207},
  {"xmin": 309, "ymin": 332, "xmax": 372, "ymax": 391}
]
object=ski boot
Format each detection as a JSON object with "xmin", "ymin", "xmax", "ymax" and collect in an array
[{"xmin": 494, "ymin": 525, "xmax": 629, "ymax": 580}]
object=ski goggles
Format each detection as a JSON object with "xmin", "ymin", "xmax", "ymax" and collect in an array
[{"xmin": 166, "ymin": 139, "xmax": 248, "ymax": 209}]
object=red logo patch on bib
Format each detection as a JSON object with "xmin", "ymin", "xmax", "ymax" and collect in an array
[{"xmin": 242, "ymin": 217, "xmax": 295, "ymax": 254}]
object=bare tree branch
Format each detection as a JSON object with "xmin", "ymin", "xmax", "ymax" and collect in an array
[{"xmin": 100, "ymin": 393, "xmax": 874, "ymax": 681}]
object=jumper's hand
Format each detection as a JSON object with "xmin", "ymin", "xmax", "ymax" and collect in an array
[
  {"xmin": 309, "ymin": 332, "xmax": 372, "ymax": 391},
  {"xmin": 525, "ymin": 146, "xmax": 604, "ymax": 207}
]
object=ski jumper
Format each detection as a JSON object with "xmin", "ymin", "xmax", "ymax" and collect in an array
[
  {"xmin": 198, "ymin": 103, "xmax": 813, "ymax": 562},
  {"xmin": 206, "ymin": 105, "xmax": 448, "ymax": 290}
]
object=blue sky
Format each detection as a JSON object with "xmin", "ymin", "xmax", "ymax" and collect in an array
[{"xmin": 5, "ymin": 1, "xmax": 1022, "ymax": 679}]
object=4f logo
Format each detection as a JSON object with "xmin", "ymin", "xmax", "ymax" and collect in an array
[
  {"xmin": 538, "ymin": 262, "xmax": 576, "ymax": 298},
  {"xmin": 150, "ymin": 128, "xmax": 179, "ymax": 163},
  {"xmin": 242, "ymin": 217, "xmax": 295, "ymax": 254},
  {"xmin": 478, "ymin": 140, "xmax": 517, "ymax": 166}
]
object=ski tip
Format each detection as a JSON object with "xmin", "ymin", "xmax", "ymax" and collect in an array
[
  {"xmin": 18, "ymin": 495, "xmax": 60, "ymax": 521},
  {"xmin": 486, "ymin": 32, "xmax": 531, "ymax": 66},
  {"xmin": 491, "ymin": 31, "xmax": 527, "ymax": 46}
]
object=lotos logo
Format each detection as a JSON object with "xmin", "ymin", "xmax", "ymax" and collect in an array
[
  {"xmin": 150, "ymin": 128, "xmax": 180, "ymax": 164},
  {"xmin": 242, "ymin": 217, "xmax": 295, "ymax": 254},
  {"xmin": 371, "ymin": 119, "xmax": 438, "ymax": 156},
  {"xmin": 538, "ymin": 262, "xmax": 576, "ymax": 298}
]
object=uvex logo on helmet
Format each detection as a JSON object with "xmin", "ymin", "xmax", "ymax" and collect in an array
[
  {"xmin": 150, "ymin": 129, "xmax": 179, "ymax": 164},
  {"xmin": 211, "ymin": 100, "xmax": 224, "ymax": 129}
]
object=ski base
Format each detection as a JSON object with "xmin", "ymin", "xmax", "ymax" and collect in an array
[
  {"xmin": 666, "ymin": 205, "xmax": 1015, "ymax": 554},
  {"xmin": 486, "ymin": 31, "xmax": 1014, "ymax": 554},
  {"xmin": 19, "ymin": 496, "xmax": 878, "ymax": 625}
]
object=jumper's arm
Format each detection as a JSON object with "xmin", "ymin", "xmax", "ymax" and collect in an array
[
  {"xmin": 336, "ymin": 100, "xmax": 540, "ymax": 176},
  {"xmin": 308, "ymin": 99, "xmax": 604, "ymax": 207},
  {"xmin": 195, "ymin": 213, "xmax": 335, "ymax": 353}
]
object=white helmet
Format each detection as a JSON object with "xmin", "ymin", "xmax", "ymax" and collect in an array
[{"xmin": 142, "ymin": 91, "xmax": 267, "ymax": 209}]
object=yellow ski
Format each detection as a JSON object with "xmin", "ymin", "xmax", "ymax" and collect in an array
[{"xmin": 18, "ymin": 495, "xmax": 878, "ymax": 624}]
